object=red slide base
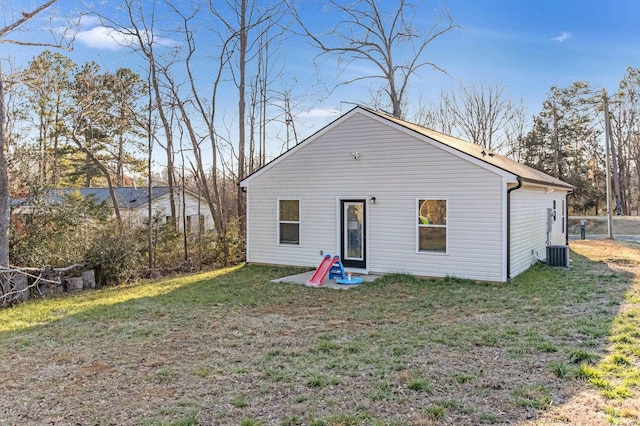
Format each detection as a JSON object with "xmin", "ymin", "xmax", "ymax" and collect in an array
[{"xmin": 305, "ymin": 255, "xmax": 339, "ymax": 286}]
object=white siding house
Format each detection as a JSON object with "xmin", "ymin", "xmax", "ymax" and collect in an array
[
  {"xmin": 12, "ymin": 187, "xmax": 215, "ymax": 234},
  {"xmin": 119, "ymin": 187, "xmax": 216, "ymax": 233},
  {"xmin": 240, "ymin": 107, "xmax": 573, "ymax": 282}
]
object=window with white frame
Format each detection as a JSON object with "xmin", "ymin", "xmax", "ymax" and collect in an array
[
  {"xmin": 417, "ymin": 199, "xmax": 447, "ymax": 253},
  {"xmin": 561, "ymin": 199, "xmax": 566, "ymax": 233},
  {"xmin": 278, "ymin": 199, "xmax": 300, "ymax": 245}
]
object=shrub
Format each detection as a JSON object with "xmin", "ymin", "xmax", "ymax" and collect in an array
[
  {"xmin": 10, "ymin": 190, "xmax": 111, "ymax": 267},
  {"xmin": 151, "ymin": 222, "xmax": 184, "ymax": 269},
  {"xmin": 135, "ymin": 213, "xmax": 186, "ymax": 270},
  {"xmin": 85, "ymin": 226, "xmax": 142, "ymax": 286},
  {"xmin": 205, "ymin": 218, "xmax": 246, "ymax": 267}
]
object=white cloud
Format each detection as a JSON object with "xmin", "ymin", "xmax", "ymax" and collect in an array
[
  {"xmin": 551, "ymin": 32, "xmax": 572, "ymax": 42},
  {"xmin": 76, "ymin": 26, "xmax": 134, "ymax": 50},
  {"xmin": 74, "ymin": 24, "xmax": 178, "ymax": 51}
]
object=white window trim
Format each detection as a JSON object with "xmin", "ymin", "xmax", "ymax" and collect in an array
[
  {"xmin": 416, "ymin": 198, "xmax": 449, "ymax": 255},
  {"xmin": 277, "ymin": 198, "xmax": 300, "ymax": 246}
]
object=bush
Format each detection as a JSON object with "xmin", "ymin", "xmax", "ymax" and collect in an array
[
  {"xmin": 85, "ymin": 226, "xmax": 142, "ymax": 286},
  {"xmin": 205, "ymin": 218, "xmax": 246, "ymax": 267},
  {"xmin": 150, "ymin": 221, "xmax": 184, "ymax": 269},
  {"xmin": 10, "ymin": 190, "xmax": 111, "ymax": 267},
  {"xmin": 11, "ymin": 188, "xmax": 248, "ymax": 280}
]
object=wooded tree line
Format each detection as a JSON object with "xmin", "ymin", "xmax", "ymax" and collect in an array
[
  {"xmin": 2, "ymin": 0, "xmax": 640, "ymax": 278},
  {"xmin": 12, "ymin": 52, "xmax": 146, "ymax": 199},
  {"xmin": 2, "ymin": 0, "xmax": 458, "ymax": 271},
  {"xmin": 418, "ymin": 73, "xmax": 640, "ymax": 216}
]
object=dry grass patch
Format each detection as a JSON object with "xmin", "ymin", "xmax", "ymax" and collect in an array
[{"xmin": 1, "ymin": 242, "xmax": 639, "ymax": 425}]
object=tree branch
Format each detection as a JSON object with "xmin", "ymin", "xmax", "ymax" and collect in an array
[{"xmin": 0, "ymin": 0, "xmax": 59, "ymax": 38}]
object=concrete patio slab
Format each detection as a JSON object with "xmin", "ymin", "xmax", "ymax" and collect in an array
[{"xmin": 271, "ymin": 270, "xmax": 379, "ymax": 289}]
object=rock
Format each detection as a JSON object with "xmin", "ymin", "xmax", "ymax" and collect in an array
[
  {"xmin": 67, "ymin": 277, "xmax": 83, "ymax": 292},
  {"xmin": 82, "ymin": 270, "xmax": 96, "ymax": 289},
  {"xmin": 13, "ymin": 275, "xmax": 29, "ymax": 301}
]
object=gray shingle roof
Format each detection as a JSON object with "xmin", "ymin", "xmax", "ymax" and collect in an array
[
  {"xmin": 366, "ymin": 108, "xmax": 574, "ymax": 190},
  {"xmin": 12, "ymin": 187, "xmax": 171, "ymax": 209},
  {"xmin": 241, "ymin": 106, "xmax": 574, "ymax": 191}
]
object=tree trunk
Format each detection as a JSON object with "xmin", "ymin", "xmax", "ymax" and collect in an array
[
  {"xmin": 117, "ymin": 131, "xmax": 124, "ymax": 187},
  {"xmin": 389, "ymin": 79, "xmax": 401, "ymax": 118},
  {"xmin": 237, "ymin": 0, "xmax": 247, "ymax": 225},
  {"xmin": 151, "ymin": 66, "xmax": 176, "ymax": 227},
  {"xmin": 72, "ymin": 133, "xmax": 123, "ymax": 226},
  {"xmin": 0, "ymin": 0, "xmax": 62, "ymax": 290},
  {"xmin": 552, "ymin": 107, "xmax": 559, "ymax": 179},
  {"xmin": 52, "ymin": 96, "xmax": 61, "ymax": 185},
  {"xmin": 604, "ymin": 94, "xmax": 623, "ymax": 215},
  {"xmin": 38, "ymin": 106, "xmax": 47, "ymax": 183},
  {"xmin": 0, "ymin": 70, "xmax": 10, "ymax": 269},
  {"xmin": 636, "ymin": 152, "xmax": 640, "ymax": 214},
  {"xmin": 167, "ymin": 79, "xmax": 225, "ymax": 238}
]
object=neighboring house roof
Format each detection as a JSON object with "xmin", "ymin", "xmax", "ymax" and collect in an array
[
  {"xmin": 12, "ymin": 187, "xmax": 175, "ymax": 210},
  {"xmin": 241, "ymin": 106, "xmax": 574, "ymax": 191}
]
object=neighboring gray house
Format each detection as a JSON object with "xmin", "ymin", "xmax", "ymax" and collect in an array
[
  {"xmin": 240, "ymin": 106, "xmax": 573, "ymax": 282},
  {"xmin": 12, "ymin": 187, "xmax": 215, "ymax": 234}
]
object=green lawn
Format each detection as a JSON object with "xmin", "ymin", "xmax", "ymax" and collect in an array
[{"xmin": 1, "ymin": 240, "xmax": 639, "ymax": 425}]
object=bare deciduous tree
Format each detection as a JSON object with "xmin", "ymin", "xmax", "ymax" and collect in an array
[
  {"xmin": 210, "ymin": 0, "xmax": 288, "ymax": 226},
  {"xmin": 109, "ymin": 0, "xmax": 179, "ymax": 228},
  {"xmin": 610, "ymin": 67, "xmax": 640, "ymax": 215},
  {"xmin": 412, "ymin": 92, "xmax": 456, "ymax": 135},
  {"xmin": 444, "ymin": 83, "xmax": 526, "ymax": 153},
  {"xmin": 414, "ymin": 84, "xmax": 527, "ymax": 156},
  {"xmin": 164, "ymin": 2, "xmax": 232, "ymax": 240},
  {"xmin": 0, "ymin": 61, "xmax": 10, "ymax": 268},
  {"xmin": 294, "ymin": 0, "xmax": 457, "ymax": 118},
  {"xmin": 0, "ymin": 0, "xmax": 67, "ymax": 270}
]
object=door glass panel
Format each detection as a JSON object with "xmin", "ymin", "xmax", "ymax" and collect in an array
[{"xmin": 344, "ymin": 202, "xmax": 363, "ymax": 261}]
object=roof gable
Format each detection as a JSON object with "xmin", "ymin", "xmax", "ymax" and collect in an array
[{"xmin": 241, "ymin": 106, "xmax": 573, "ymax": 190}]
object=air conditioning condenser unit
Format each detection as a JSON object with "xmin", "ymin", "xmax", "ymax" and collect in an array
[{"xmin": 546, "ymin": 245, "xmax": 569, "ymax": 267}]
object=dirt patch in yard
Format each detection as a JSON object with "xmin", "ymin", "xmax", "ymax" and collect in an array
[{"xmin": 1, "ymin": 243, "xmax": 639, "ymax": 425}]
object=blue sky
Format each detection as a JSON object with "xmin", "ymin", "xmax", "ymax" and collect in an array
[
  {"xmin": 435, "ymin": 0, "xmax": 640, "ymax": 110},
  {"xmin": 9, "ymin": 0, "xmax": 640, "ymax": 161},
  {"xmin": 267, "ymin": 0, "xmax": 640, "ymax": 127}
]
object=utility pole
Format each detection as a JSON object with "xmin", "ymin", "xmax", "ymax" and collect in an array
[
  {"xmin": 603, "ymin": 94, "xmax": 623, "ymax": 215},
  {"xmin": 603, "ymin": 89, "xmax": 614, "ymax": 239}
]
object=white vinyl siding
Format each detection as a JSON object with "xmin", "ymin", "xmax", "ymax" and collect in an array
[
  {"xmin": 510, "ymin": 186, "xmax": 568, "ymax": 278},
  {"xmin": 245, "ymin": 111, "xmax": 509, "ymax": 281},
  {"xmin": 125, "ymin": 192, "xmax": 215, "ymax": 233}
]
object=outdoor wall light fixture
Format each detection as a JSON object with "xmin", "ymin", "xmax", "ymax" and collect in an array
[
  {"xmin": 351, "ymin": 152, "xmax": 360, "ymax": 160},
  {"xmin": 370, "ymin": 197, "xmax": 376, "ymax": 204}
]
